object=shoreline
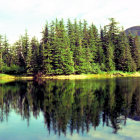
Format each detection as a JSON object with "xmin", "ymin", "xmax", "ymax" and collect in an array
[
  {"xmin": 1, "ymin": 72, "xmax": 140, "ymax": 82},
  {"xmin": 41, "ymin": 72, "xmax": 140, "ymax": 79}
]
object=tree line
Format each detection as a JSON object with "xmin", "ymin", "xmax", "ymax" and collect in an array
[{"xmin": 0, "ymin": 18, "xmax": 140, "ymax": 75}]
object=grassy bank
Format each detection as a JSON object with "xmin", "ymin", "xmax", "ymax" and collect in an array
[
  {"xmin": 0, "ymin": 74, "xmax": 16, "ymax": 84},
  {"xmin": 1, "ymin": 71, "xmax": 140, "ymax": 82},
  {"xmin": 43, "ymin": 71, "xmax": 140, "ymax": 79}
]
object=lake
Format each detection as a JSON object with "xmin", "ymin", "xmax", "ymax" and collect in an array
[{"xmin": 0, "ymin": 78, "xmax": 140, "ymax": 140}]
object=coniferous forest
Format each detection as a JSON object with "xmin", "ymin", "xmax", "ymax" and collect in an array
[{"xmin": 0, "ymin": 18, "xmax": 140, "ymax": 76}]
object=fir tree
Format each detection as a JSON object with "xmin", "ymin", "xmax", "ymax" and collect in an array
[
  {"xmin": 73, "ymin": 20, "xmax": 86, "ymax": 74},
  {"xmin": 30, "ymin": 37, "xmax": 40, "ymax": 74},
  {"xmin": 2, "ymin": 35, "xmax": 10, "ymax": 66},
  {"xmin": 88, "ymin": 23, "xmax": 98, "ymax": 62},
  {"xmin": 131, "ymin": 34, "xmax": 140, "ymax": 70},
  {"xmin": 106, "ymin": 41, "xmax": 115, "ymax": 71},
  {"xmin": 82, "ymin": 20, "xmax": 92, "ymax": 73},
  {"xmin": 105, "ymin": 18, "xmax": 120, "ymax": 70},
  {"xmin": 0, "ymin": 35, "xmax": 3, "ymax": 72},
  {"xmin": 26, "ymin": 43, "xmax": 33, "ymax": 75},
  {"xmin": 118, "ymin": 32, "xmax": 136, "ymax": 72},
  {"xmin": 15, "ymin": 38, "xmax": 26, "ymax": 69},
  {"xmin": 52, "ymin": 19, "xmax": 74, "ymax": 74},
  {"xmin": 22, "ymin": 30, "xmax": 30, "ymax": 72},
  {"xmin": 41, "ymin": 23, "xmax": 54, "ymax": 75},
  {"xmin": 67, "ymin": 19, "xmax": 75, "ymax": 52}
]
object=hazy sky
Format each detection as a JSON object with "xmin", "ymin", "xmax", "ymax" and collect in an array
[{"xmin": 0, "ymin": 0, "xmax": 140, "ymax": 43}]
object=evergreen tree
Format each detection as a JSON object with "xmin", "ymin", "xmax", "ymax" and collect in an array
[
  {"xmin": 128, "ymin": 32, "xmax": 134, "ymax": 48},
  {"xmin": 131, "ymin": 34, "xmax": 140, "ymax": 70},
  {"xmin": 89, "ymin": 25, "xmax": 105, "ymax": 71},
  {"xmin": 22, "ymin": 30, "xmax": 30, "ymax": 72},
  {"xmin": 118, "ymin": 32, "xmax": 136, "ymax": 72},
  {"xmin": 88, "ymin": 23, "xmax": 98, "ymax": 62},
  {"xmin": 100, "ymin": 28, "xmax": 106, "ymax": 70},
  {"xmin": 105, "ymin": 18, "xmax": 120, "ymax": 70},
  {"xmin": 67, "ymin": 19, "xmax": 75, "ymax": 52},
  {"xmin": 0, "ymin": 35, "xmax": 3, "ymax": 72},
  {"xmin": 26, "ymin": 43, "xmax": 33, "ymax": 75},
  {"xmin": 41, "ymin": 23, "xmax": 54, "ymax": 75},
  {"xmin": 14, "ymin": 38, "xmax": 26, "ymax": 69},
  {"xmin": 82, "ymin": 20, "xmax": 93, "ymax": 73},
  {"xmin": 52, "ymin": 19, "xmax": 74, "ymax": 74},
  {"xmin": 2, "ymin": 35, "xmax": 10, "ymax": 66},
  {"xmin": 73, "ymin": 20, "xmax": 86, "ymax": 74},
  {"xmin": 30, "ymin": 37, "xmax": 40, "ymax": 74},
  {"xmin": 106, "ymin": 41, "xmax": 115, "ymax": 71}
]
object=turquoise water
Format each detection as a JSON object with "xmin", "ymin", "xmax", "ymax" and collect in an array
[{"xmin": 0, "ymin": 78, "xmax": 140, "ymax": 140}]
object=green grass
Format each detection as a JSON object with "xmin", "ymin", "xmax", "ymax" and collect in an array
[
  {"xmin": 1, "ymin": 71, "xmax": 140, "ymax": 82},
  {"xmin": 0, "ymin": 74, "xmax": 16, "ymax": 84},
  {"xmin": 0, "ymin": 74, "xmax": 7, "ymax": 77}
]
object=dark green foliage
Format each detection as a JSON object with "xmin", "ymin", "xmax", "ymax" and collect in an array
[
  {"xmin": 106, "ymin": 41, "xmax": 115, "ymax": 71},
  {"xmin": 72, "ymin": 20, "xmax": 86, "ymax": 74},
  {"xmin": 52, "ymin": 20, "xmax": 74, "ymax": 74},
  {"xmin": 41, "ymin": 23, "xmax": 54, "ymax": 75},
  {"xmin": 22, "ymin": 30, "xmax": 30, "ymax": 63},
  {"xmin": 0, "ymin": 35, "xmax": 3, "ymax": 72},
  {"xmin": 1, "ymin": 64, "xmax": 22, "ymax": 74},
  {"xmin": 43, "ymin": 42, "xmax": 53, "ymax": 74},
  {"xmin": 88, "ymin": 23, "xmax": 98, "ymax": 62},
  {"xmin": 103, "ymin": 18, "xmax": 119, "ymax": 71},
  {"xmin": 14, "ymin": 38, "xmax": 26, "ymax": 69},
  {"xmin": 118, "ymin": 32, "xmax": 136, "ymax": 72},
  {"xmin": 26, "ymin": 43, "xmax": 33, "ymax": 75},
  {"xmin": 0, "ymin": 18, "xmax": 140, "ymax": 75},
  {"xmin": 30, "ymin": 37, "xmax": 40, "ymax": 74},
  {"xmin": 2, "ymin": 36, "xmax": 10, "ymax": 66},
  {"xmin": 131, "ymin": 34, "xmax": 140, "ymax": 70}
]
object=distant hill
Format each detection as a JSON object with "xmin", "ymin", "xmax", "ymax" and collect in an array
[{"xmin": 125, "ymin": 26, "xmax": 140, "ymax": 36}]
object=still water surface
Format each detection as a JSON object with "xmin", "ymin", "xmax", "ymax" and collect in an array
[{"xmin": 0, "ymin": 78, "xmax": 140, "ymax": 140}]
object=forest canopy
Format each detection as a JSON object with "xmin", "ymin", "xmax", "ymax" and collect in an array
[{"xmin": 0, "ymin": 18, "xmax": 140, "ymax": 75}]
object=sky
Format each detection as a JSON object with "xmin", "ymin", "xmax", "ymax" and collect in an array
[{"xmin": 0, "ymin": 0, "xmax": 140, "ymax": 43}]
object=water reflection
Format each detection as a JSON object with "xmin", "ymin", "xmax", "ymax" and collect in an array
[{"xmin": 0, "ymin": 78, "xmax": 140, "ymax": 136}]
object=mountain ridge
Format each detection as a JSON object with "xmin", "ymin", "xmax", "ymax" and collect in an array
[{"xmin": 125, "ymin": 26, "xmax": 140, "ymax": 36}]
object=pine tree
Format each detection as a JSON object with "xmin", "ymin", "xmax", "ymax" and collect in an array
[
  {"xmin": 131, "ymin": 34, "xmax": 140, "ymax": 70},
  {"xmin": 2, "ymin": 35, "xmax": 10, "ymax": 66},
  {"xmin": 30, "ymin": 37, "xmax": 40, "ymax": 74},
  {"xmin": 26, "ymin": 43, "xmax": 33, "ymax": 75},
  {"xmin": 0, "ymin": 35, "xmax": 3, "ymax": 72},
  {"xmin": 72, "ymin": 20, "xmax": 86, "ymax": 74},
  {"xmin": 82, "ymin": 20, "xmax": 92, "ymax": 73},
  {"xmin": 100, "ymin": 26, "xmax": 115, "ymax": 71},
  {"xmin": 100, "ymin": 28, "xmax": 106, "ymax": 70},
  {"xmin": 41, "ymin": 23, "xmax": 54, "ymax": 75},
  {"xmin": 89, "ymin": 24, "xmax": 105, "ymax": 71},
  {"xmin": 106, "ymin": 41, "xmax": 115, "ymax": 71},
  {"xmin": 128, "ymin": 32, "xmax": 134, "ymax": 48},
  {"xmin": 118, "ymin": 32, "xmax": 136, "ymax": 72},
  {"xmin": 22, "ymin": 30, "xmax": 29, "ymax": 60},
  {"xmin": 22, "ymin": 30, "xmax": 30, "ymax": 72},
  {"xmin": 14, "ymin": 38, "xmax": 26, "ymax": 69},
  {"xmin": 88, "ymin": 23, "xmax": 98, "ymax": 62},
  {"xmin": 105, "ymin": 18, "xmax": 120, "ymax": 70},
  {"xmin": 52, "ymin": 19, "xmax": 74, "ymax": 74},
  {"xmin": 43, "ymin": 42, "xmax": 53, "ymax": 75},
  {"xmin": 67, "ymin": 19, "xmax": 75, "ymax": 52}
]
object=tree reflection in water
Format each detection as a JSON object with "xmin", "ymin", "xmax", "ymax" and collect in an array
[{"xmin": 0, "ymin": 78, "xmax": 140, "ymax": 135}]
